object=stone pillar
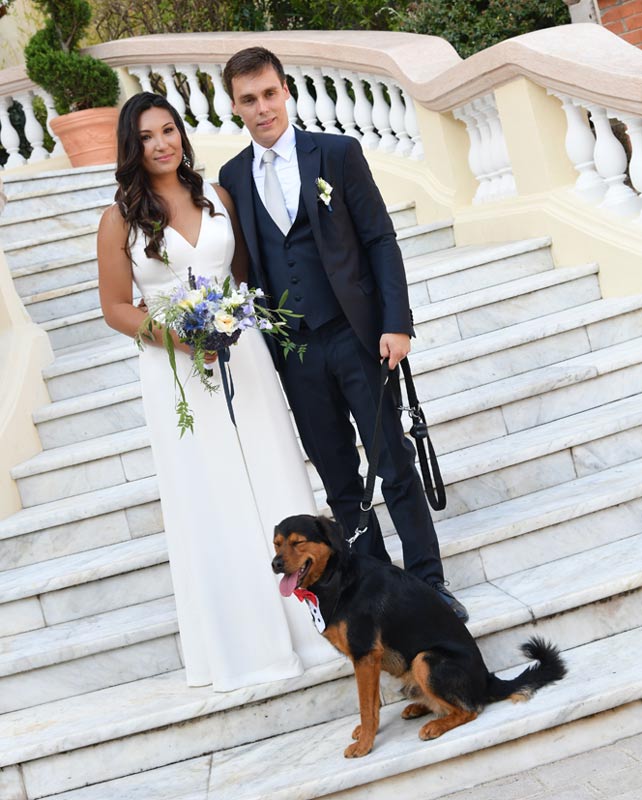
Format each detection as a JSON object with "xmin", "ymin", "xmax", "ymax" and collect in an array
[{"xmin": 563, "ymin": 0, "xmax": 601, "ymax": 23}]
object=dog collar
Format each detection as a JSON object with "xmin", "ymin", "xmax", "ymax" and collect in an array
[{"xmin": 293, "ymin": 588, "xmax": 326, "ymax": 633}]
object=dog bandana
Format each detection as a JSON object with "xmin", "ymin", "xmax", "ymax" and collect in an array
[{"xmin": 293, "ymin": 588, "xmax": 326, "ymax": 633}]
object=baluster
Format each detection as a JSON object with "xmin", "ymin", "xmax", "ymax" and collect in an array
[
  {"xmin": 363, "ymin": 75, "xmax": 396, "ymax": 153},
  {"xmin": 14, "ymin": 91, "xmax": 49, "ymax": 163},
  {"xmin": 209, "ymin": 65, "xmax": 241, "ymax": 134},
  {"xmin": 453, "ymin": 103, "xmax": 489, "ymax": 204},
  {"xmin": 326, "ymin": 68, "xmax": 359, "ymax": 139},
  {"xmin": 401, "ymin": 89, "xmax": 423, "ymax": 160},
  {"xmin": 305, "ymin": 67, "xmax": 341, "ymax": 134},
  {"xmin": 586, "ymin": 103, "xmax": 640, "ymax": 216},
  {"xmin": 176, "ymin": 64, "xmax": 216, "ymax": 134},
  {"xmin": 287, "ymin": 66, "xmax": 322, "ymax": 132},
  {"xmin": 127, "ymin": 65, "xmax": 154, "ymax": 94},
  {"xmin": 342, "ymin": 70, "xmax": 379, "ymax": 149},
  {"xmin": 619, "ymin": 114, "xmax": 642, "ymax": 224},
  {"xmin": 471, "ymin": 97, "xmax": 503, "ymax": 201},
  {"xmin": 480, "ymin": 95, "xmax": 516, "ymax": 199},
  {"xmin": 0, "ymin": 96, "xmax": 26, "ymax": 168},
  {"xmin": 548, "ymin": 91, "xmax": 606, "ymax": 203},
  {"xmin": 33, "ymin": 89, "xmax": 63, "ymax": 156},
  {"xmin": 153, "ymin": 65, "xmax": 194, "ymax": 132},
  {"xmin": 382, "ymin": 80, "xmax": 412, "ymax": 157}
]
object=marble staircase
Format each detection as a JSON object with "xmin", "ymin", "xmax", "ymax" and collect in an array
[{"xmin": 0, "ymin": 165, "xmax": 641, "ymax": 800}]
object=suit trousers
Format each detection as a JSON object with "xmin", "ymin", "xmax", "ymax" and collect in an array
[{"xmin": 278, "ymin": 316, "xmax": 445, "ymax": 585}]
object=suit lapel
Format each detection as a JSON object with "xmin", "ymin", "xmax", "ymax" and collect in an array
[
  {"xmin": 232, "ymin": 145, "xmax": 262, "ymax": 273},
  {"xmin": 295, "ymin": 129, "xmax": 324, "ymax": 257}
]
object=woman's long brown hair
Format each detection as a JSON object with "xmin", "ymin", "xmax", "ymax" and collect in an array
[{"xmin": 114, "ymin": 91, "xmax": 216, "ymax": 261}]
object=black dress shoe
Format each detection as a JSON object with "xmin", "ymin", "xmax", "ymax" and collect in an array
[{"xmin": 431, "ymin": 581, "xmax": 469, "ymax": 623}]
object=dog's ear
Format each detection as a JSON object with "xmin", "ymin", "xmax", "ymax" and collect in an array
[{"xmin": 316, "ymin": 516, "xmax": 347, "ymax": 554}]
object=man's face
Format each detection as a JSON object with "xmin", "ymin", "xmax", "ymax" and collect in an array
[{"xmin": 230, "ymin": 66, "xmax": 291, "ymax": 149}]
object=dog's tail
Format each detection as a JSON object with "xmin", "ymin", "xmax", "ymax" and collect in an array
[{"xmin": 485, "ymin": 637, "xmax": 567, "ymax": 704}]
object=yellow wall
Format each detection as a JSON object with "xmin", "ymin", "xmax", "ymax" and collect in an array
[
  {"xmin": 0, "ymin": 246, "xmax": 53, "ymax": 519},
  {"xmin": 0, "ymin": 0, "xmax": 41, "ymax": 68}
]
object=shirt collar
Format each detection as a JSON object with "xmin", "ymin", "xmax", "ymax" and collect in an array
[{"xmin": 252, "ymin": 124, "xmax": 296, "ymax": 166}]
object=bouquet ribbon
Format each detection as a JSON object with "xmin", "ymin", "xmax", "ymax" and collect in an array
[{"xmin": 216, "ymin": 347, "xmax": 236, "ymax": 426}]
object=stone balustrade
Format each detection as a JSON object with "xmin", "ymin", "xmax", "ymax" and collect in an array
[{"xmin": 2, "ymin": 25, "xmax": 642, "ymax": 222}]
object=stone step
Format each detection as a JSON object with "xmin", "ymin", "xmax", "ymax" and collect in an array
[
  {"xmin": 412, "ymin": 295, "xmax": 642, "ymax": 402},
  {"xmin": 43, "ymin": 338, "xmax": 139, "ymax": 401},
  {"xmin": 22, "ymin": 280, "xmax": 100, "ymax": 324},
  {"xmin": 2, "ymin": 609, "xmax": 640, "ymax": 798},
  {"xmin": 37, "ymin": 698, "xmax": 642, "ymax": 800},
  {"xmin": 11, "ymin": 254, "xmax": 99, "ymax": 297},
  {"xmin": 3, "ymin": 456, "xmax": 640, "ymax": 640},
  {"xmin": 1, "ymin": 163, "xmax": 117, "ymax": 197},
  {"xmin": 413, "ymin": 263, "xmax": 600, "ymax": 350},
  {"xmin": 204, "ymin": 628, "xmax": 642, "ymax": 800},
  {"xmin": 1, "ymin": 175, "xmax": 116, "ymax": 220},
  {"xmin": 4, "ymin": 226, "xmax": 98, "ymax": 272},
  {"xmin": 396, "ymin": 219, "xmax": 454, "ymax": 259},
  {"xmin": 11, "ymin": 374, "xmax": 642, "ymax": 510},
  {"xmin": 40, "ymin": 307, "xmax": 123, "ymax": 352},
  {"xmin": 0, "ymin": 477, "xmax": 163, "ymax": 570},
  {"xmin": 406, "ymin": 236, "xmax": 553, "ymax": 304},
  {"xmin": 33, "ymin": 330, "xmax": 642, "ymax": 462},
  {"xmin": 386, "ymin": 200, "xmax": 418, "ymax": 230},
  {"xmin": 313, "ymin": 393, "xmax": 642, "ymax": 521},
  {"xmin": 0, "ymin": 200, "xmax": 108, "ymax": 246},
  {"xmin": 0, "ymin": 596, "xmax": 180, "ymax": 714},
  {"xmin": 30, "ymin": 267, "xmax": 608, "ymax": 448}
]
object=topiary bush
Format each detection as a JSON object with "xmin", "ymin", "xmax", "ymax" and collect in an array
[{"xmin": 25, "ymin": 0, "xmax": 119, "ymax": 115}]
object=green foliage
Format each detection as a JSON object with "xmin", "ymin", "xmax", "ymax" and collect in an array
[
  {"xmin": 91, "ymin": 0, "xmax": 403, "ymax": 38},
  {"xmin": 25, "ymin": 0, "xmax": 119, "ymax": 114},
  {"xmin": 397, "ymin": 0, "xmax": 570, "ymax": 58}
]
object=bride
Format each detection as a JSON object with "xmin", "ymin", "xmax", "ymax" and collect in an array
[{"xmin": 98, "ymin": 92, "xmax": 335, "ymax": 691}]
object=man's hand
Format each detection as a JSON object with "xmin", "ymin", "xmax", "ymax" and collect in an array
[{"xmin": 380, "ymin": 333, "xmax": 410, "ymax": 370}]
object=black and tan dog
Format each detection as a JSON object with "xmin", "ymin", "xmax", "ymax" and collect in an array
[{"xmin": 273, "ymin": 514, "xmax": 567, "ymax": 758}]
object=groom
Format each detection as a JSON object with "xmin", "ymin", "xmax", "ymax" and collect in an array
[{"xmin": 220, "ymin": 47, "xmax": 467, "ymax": 621}]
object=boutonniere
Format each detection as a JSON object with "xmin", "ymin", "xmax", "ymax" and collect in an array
[{"xmin": 316, "ymin": 177, "xmax": 333, "ymax": 212}]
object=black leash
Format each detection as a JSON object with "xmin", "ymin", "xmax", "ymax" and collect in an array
[{"xmin": 348, "ymin": 356, "xmax": 446, "ymax": 549}]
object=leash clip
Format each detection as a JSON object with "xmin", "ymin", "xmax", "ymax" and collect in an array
[{"xmin": 348, "ymin": 526, "xmax": 368, "ymax": 548}]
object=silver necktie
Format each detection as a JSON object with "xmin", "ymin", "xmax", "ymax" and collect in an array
[{"xmin": 262, "ymin": 149, "xmax": 291, "ymax": 235}]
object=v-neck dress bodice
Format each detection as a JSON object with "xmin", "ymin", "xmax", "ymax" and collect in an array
[{"xmin": 129, "ymin": 183, "xmax": 335, "ymax": 690}]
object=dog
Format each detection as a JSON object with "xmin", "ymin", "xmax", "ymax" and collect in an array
[{"xmin": 272, "ymin": 514, "xmax": 567, "ymax": 758}]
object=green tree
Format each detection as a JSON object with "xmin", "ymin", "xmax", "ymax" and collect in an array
[{"xmin": 397, "ymin": 0, "xmax": 570, "ymax": 58}]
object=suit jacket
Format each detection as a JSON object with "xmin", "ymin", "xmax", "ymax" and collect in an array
[{"xmin": 219, "ymin": 127, "xmax": 413, "ymax": 357}]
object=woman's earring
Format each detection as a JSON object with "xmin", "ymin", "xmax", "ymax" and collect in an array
[{"xmin": 182, "ymin": 151, "xmax": 191, "ymax": 167}]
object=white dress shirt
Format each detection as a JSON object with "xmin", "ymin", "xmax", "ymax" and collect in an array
[{"xmin": 251, "ymin": 125, "xmax": 301, "ymax": 225}]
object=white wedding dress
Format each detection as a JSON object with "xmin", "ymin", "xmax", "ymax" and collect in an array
[{"xmin": 131, "ymin": 183, "xmax": 335, "ymax": 690}]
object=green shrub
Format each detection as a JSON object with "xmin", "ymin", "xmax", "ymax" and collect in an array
[
  {"xmin": 25, "ymin": 0, "xmax": 119, "ymax": 115},
  {"xmin": 397, "ymin": 0, "xmax": 570, "ymax": 58}
]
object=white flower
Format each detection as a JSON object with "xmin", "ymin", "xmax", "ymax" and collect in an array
[
  {"xmin": 227, "ymin": 289, "xmax": 247, "ymax": 307},
  {"xmin": 316, "ymin": 177, "xmax": 333, "ymax": 206},
  {"xmin": 214, "ymin": 310, "xmax": 237, "ymax": 333},
  {"xmin": 178, "ymin": 289, "xmax": 205, "ymax": 310}
]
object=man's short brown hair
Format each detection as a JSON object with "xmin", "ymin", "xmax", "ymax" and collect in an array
[{"xmin": 223, "ymin": 47, "xmax": 287, "ymax": 99}]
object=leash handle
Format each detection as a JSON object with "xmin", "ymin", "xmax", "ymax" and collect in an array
[{"xmin": 399, "ymin": 358, "xmax": 447, "ymax": 511}]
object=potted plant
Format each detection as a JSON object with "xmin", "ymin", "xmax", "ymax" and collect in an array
[{"xmin": 25, "ymin": 0, "xmax": 120, "ymax": 166}]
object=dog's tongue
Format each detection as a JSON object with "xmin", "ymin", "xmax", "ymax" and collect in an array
[{"xmin": 279, "ymin": 572, "xmax": 299, "ymax": 597}]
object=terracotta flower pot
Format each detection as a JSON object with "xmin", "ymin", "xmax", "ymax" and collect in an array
[{"xmin": 50, "ymin": 106, "xmax": 119, "ymax": 167}]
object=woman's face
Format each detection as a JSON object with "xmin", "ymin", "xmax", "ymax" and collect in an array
[{"xmin": 138, "ymin": 106, "xmax": 183, "ymax": 177}]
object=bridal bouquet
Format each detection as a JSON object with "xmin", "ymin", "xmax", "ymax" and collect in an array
[{"xmin": 136, "ymin": 269, "xmax": 304, "ymax": 435}]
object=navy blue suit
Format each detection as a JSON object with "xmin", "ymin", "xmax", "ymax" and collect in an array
[{"xmin": 220, "ymin": 128, "xmax": 444, "ymax": 584}]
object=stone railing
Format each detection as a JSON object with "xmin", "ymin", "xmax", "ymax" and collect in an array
[
  {"xmin": 2, "ymin": 26, "xmax": 642, "ymax": 220},
  {"xmin": 127, "ymin": 60, "xmax": 424, "ymax": 160},
  {"xmin": 0, "ymin": 65, "xmax": 63, "ymax": 169}
]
